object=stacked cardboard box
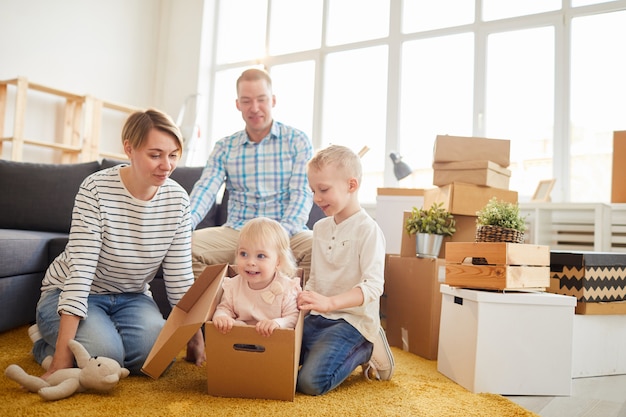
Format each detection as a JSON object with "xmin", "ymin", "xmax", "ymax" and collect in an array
[
  {"xmin": 432, "ymin": 135, "xmax": 512, "ymax": 189},
  {"xmin": 424, "ymin": 135, "xmax": 518, "ymax": 258}
]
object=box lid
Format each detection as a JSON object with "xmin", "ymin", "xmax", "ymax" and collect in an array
[
  {"xmin": 440, "ymin": 284, "xmax": 576, "ymax": 307},
  {"xmin": 141, "ymin": 263, "xmax": 230, "ymax": 379},
  {"xmin": 433, "ymin": 135, "xmax": 511, "ymax": 167},
  {"xmin": 551, "ymin": 251, "xmax": 626, "ymax": 269},
  {"xmin": 432, "ymin": 160, "xmax": 511, "ymax": 176}
]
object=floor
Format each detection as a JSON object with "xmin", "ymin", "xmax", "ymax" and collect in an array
[{"xmin": 504, "ymin": 374, "xmax": 626, "ymax": 417}]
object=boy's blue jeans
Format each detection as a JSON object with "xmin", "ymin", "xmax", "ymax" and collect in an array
[
  {"xmin": 297, "ymin": 314, "xmax": 373, "ymax": 396},
  {"xmin": 32, "ymin": 288, "xmax": 165, "ymax": 375}
]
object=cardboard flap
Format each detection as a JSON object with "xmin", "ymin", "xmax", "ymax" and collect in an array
[
  {"xmin": 141, "ymin": 263, "xmax": 229, "ymax": 379},
  {"xmin": 177, "ymin": 263, "xmax": 227, "ymax": 312}
]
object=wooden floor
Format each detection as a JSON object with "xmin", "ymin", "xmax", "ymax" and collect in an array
[{"xmin": 505, "ymin": 374, "xmax": 626, "ymax": 417}]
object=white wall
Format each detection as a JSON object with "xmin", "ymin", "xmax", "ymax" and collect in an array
[{"xmin": 0, "ymin": 0, "xmax": 207, "ymax": 162}]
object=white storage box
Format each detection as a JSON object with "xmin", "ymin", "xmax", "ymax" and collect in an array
[
  {"xmin": 437, "ymin": 284, "xmax": 576, "ymax": 395},
  {"xmin": 572, "ymin": 314, "xmax": 626, "ymax": 378}
]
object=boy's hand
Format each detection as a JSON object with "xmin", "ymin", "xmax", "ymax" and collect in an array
[{"xmin": 297, "ymin": 290, "xmax": 333, "ymax": 313}]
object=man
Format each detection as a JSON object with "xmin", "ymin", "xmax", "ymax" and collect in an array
[{"xmin": 189, "ymin": 68, "xmax": 314, "ymax": 279}]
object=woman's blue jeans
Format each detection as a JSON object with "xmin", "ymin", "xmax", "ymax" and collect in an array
[
  {"xmin": 297, "ymin": 314, "xmax": 373, "ymax": 396},
  {"xmin": 32, "ymin": 288, "xmax": 165, "ymax": 375}
]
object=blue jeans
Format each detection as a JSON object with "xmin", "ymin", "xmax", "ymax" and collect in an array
[
  {"xmin": 32, "ymin": 289, "xmax": 165, "ymax": 375},
  {"xmin": 297, "ymin": 314, "xmax": 373, "ymax": 396}
]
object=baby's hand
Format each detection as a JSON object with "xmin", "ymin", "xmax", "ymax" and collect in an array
[
  {"xmin": 213, "ymin": 316, "xmax": 235, "ymax": 334},
  {"xmin": 256, "ymin": 319, "xmax": 279, "ymax": 337}
]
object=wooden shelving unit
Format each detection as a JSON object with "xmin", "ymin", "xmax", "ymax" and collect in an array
[{"xmin": 0, "ymin": 76, "xmax": 138, "ymax": 163}]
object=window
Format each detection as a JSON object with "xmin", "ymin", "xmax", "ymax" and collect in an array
[{"xmin": 203, "ymin": 0, "xmax": 626, "ymax": 204}]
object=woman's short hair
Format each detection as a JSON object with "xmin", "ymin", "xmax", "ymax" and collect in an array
[{"xmin": 122, "ymin": 108, "xmax": 184, "ymax": 153}]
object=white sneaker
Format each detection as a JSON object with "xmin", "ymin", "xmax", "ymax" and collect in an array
[
  {"xmin": 28, "ymin": 324, "xmax": 42, "ymax": 343},
  {"xmin": 363, "ymin": 327, "xmax": 395, "ymax": 381}
]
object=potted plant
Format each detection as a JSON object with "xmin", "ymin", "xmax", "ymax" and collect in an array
[
  {"xmin": 475, "ymin": 197, "xmax": 527, "ymax": 243},
  {"xmin": 405, "ymin": 202, "xmax": 456, "ymax": 257}
]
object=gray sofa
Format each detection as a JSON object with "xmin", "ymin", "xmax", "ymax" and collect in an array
[{"xmin": 0, "ymin": 159, "xmax": 323, "ymax": 333}]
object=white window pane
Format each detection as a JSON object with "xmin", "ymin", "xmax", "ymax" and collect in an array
[
  {"xmin": 402, "ymin": 0, "xmax": 474, "ymax": 33},
  {"xmin": 326, "ymin": 0, "xmax": 390, "ymax": 46},
  {"xmin": 270, "ymin": 61, "xmax": 315, "ymax": 140},
  {"xmin": 399, "ymin": 33, "xmax": 474, "ymax": 188},
  {"xmin": 216, "ymin": 0, "xmax": 267, "ymax": 64},
  {"xmin": 485, "ymin": 27, "xmax": 554, "ymax": 200},
  {"xmin": 269, "ymin": 0, "xmax": 322, "ymax": 55},
  {"xmin": 210, "ymin": 67, "xmax": 255, "ymax": 145},
  {"xmin": 571, "ymin": 11, "xmax": 626, "ymax": 202},
  {"xmin": 482, "ymin": 0, "xmax": 560, "ymax": 21},
  {"xmin": 322, "ymin": 46, "xmax": 388, "ymax": 203}
]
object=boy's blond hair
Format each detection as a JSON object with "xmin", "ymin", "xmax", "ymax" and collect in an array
[
  {"xmin": 307, "ymin": 144, "xmax": 362, "ymax": 183},
  {"xmin": 238, "ymin": 217, "xmax": 297, "ymax": 276}
]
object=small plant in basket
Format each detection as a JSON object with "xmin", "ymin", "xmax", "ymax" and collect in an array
[
  {"xmin": 406, "ymin": 202, "xmax": 456, "ymax": 237},
  {"xmin": 475, "ymin": 197, "xmax": 526, "ymax": 243}
]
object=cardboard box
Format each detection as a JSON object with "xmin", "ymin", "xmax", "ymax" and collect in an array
[
  {"xmin": 549, "ymin": 251, "xmax": 626, "ymax": 314},
  {"xmin": 423, "ymin": 182, "xmax": 518, "ymax": 217},
  {"xmin": 432, "ymin": 160, "xmax": 511, "ymax": 189},
  {"xmin": 376, "ymin": 188, "xmax": 424, "ymax": 254},
  {"xmin": 433, "ymin": 135, "xmax": 510, "ymax": 167},
  {"xmin": 142, "ymin": 264, "xmax": 304, "ymax": 401},
  {"xmin": 612, "ymin": 130, "xmax": 626, "ymax": 203},
  {"xmin": 400, "ymin": 212, "xmax": 477, "ymax": 259},
  {"xmin": 437, "ymin": 284, "xmax": 576, "ymax": 395},
  {"xmin": 445, "ymin": 242, "xmax": 550, "ymax": 291},
  {"xmin": 572, "ymin": 314, "xmax": 626, "ymax": 377},
  {"xmin": 205, "ymin": 313, "xmax": 303, "ymax": 401},
  {"xmin": 384, "ymin": 256, "xmax": 445, "ymax": 360}
]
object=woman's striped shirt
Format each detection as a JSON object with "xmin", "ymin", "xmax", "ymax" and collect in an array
[{"xmin": 41, "ymin": 165, "xmax": 194, "ymax": 318}]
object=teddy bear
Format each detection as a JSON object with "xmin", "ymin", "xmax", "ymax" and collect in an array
[{"xmin": 4, "ymin": 339, "xmax": 130, "ymax": 401}]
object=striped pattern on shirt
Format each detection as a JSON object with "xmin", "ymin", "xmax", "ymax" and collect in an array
[
  {"xmin": 42, "ymin": 165, "xmax": 194, "ymax": 318},
  {"xmin": 189, "ymin": 121, "xmax": 313, "ymax": 236}
]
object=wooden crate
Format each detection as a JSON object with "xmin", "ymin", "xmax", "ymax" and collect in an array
[{"xmin": 445, "ymin": 242, "xmax": 550, "ymax": 291}]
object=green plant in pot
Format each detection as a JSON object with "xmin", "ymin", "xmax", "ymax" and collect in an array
[
  {"xmin": 475, "ymin": 197, "xmax": 527, "ymax": 243},
  {"xmin": 405, "ymin": 202, "xmax": 456, "ymax": 257}
]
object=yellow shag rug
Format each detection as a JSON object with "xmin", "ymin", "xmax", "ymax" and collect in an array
[{"xmin": 0, "ymin": 325, "xmax": 538, "ymax": 417}]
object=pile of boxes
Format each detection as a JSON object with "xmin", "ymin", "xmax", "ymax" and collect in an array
[
  {"xmin": 384, "ymin": 134, "xmax": 580, "ymax": 396},
  {"xmin": 384, "ymin": 134, "xmax": 524, "ymax": 362}
]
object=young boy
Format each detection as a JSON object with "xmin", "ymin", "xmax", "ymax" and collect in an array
[{"xmin": 296, "ymin": 144, "xmax": 394, "ymax": 396}]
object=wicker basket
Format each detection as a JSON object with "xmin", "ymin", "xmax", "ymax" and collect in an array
[{"xmin": 475, "ymin": 225, "xmax": 525, "ymax": 244}]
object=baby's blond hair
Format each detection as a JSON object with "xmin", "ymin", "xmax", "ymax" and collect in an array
[{"xmin": 238, "ymin": 217, "xmax": 297, "ymax": 276}]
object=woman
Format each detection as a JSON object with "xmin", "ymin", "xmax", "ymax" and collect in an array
[{"xmin": 31, "ymin": 109, "xmax": 205, "ymax": 378}]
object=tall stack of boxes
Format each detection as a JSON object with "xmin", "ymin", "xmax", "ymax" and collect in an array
[
  {"xmin": 429, "ymin": 135, "xmax": 578, "ymax": 395},
  {"xmin": 384, "ymin": 135, "xmax": 518, "ymax": 361}
]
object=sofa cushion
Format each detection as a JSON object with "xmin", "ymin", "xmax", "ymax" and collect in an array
[
  {"xmin": 0, "ymin": 159, "xmax": 101, "ymax": 233},
  {"xmin": 0, "ymin": 229, "xmax": 67, "ymax": 278}
]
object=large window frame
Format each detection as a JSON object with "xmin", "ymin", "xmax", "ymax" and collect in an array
[{"xmin": 199, "ymin": 0, "xmax": 626, "ymax": 204}]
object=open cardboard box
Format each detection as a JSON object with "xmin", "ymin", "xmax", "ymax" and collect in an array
[{"xmin": 141, "ymin": 263, "xmax": 304, "ymax": 401}]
